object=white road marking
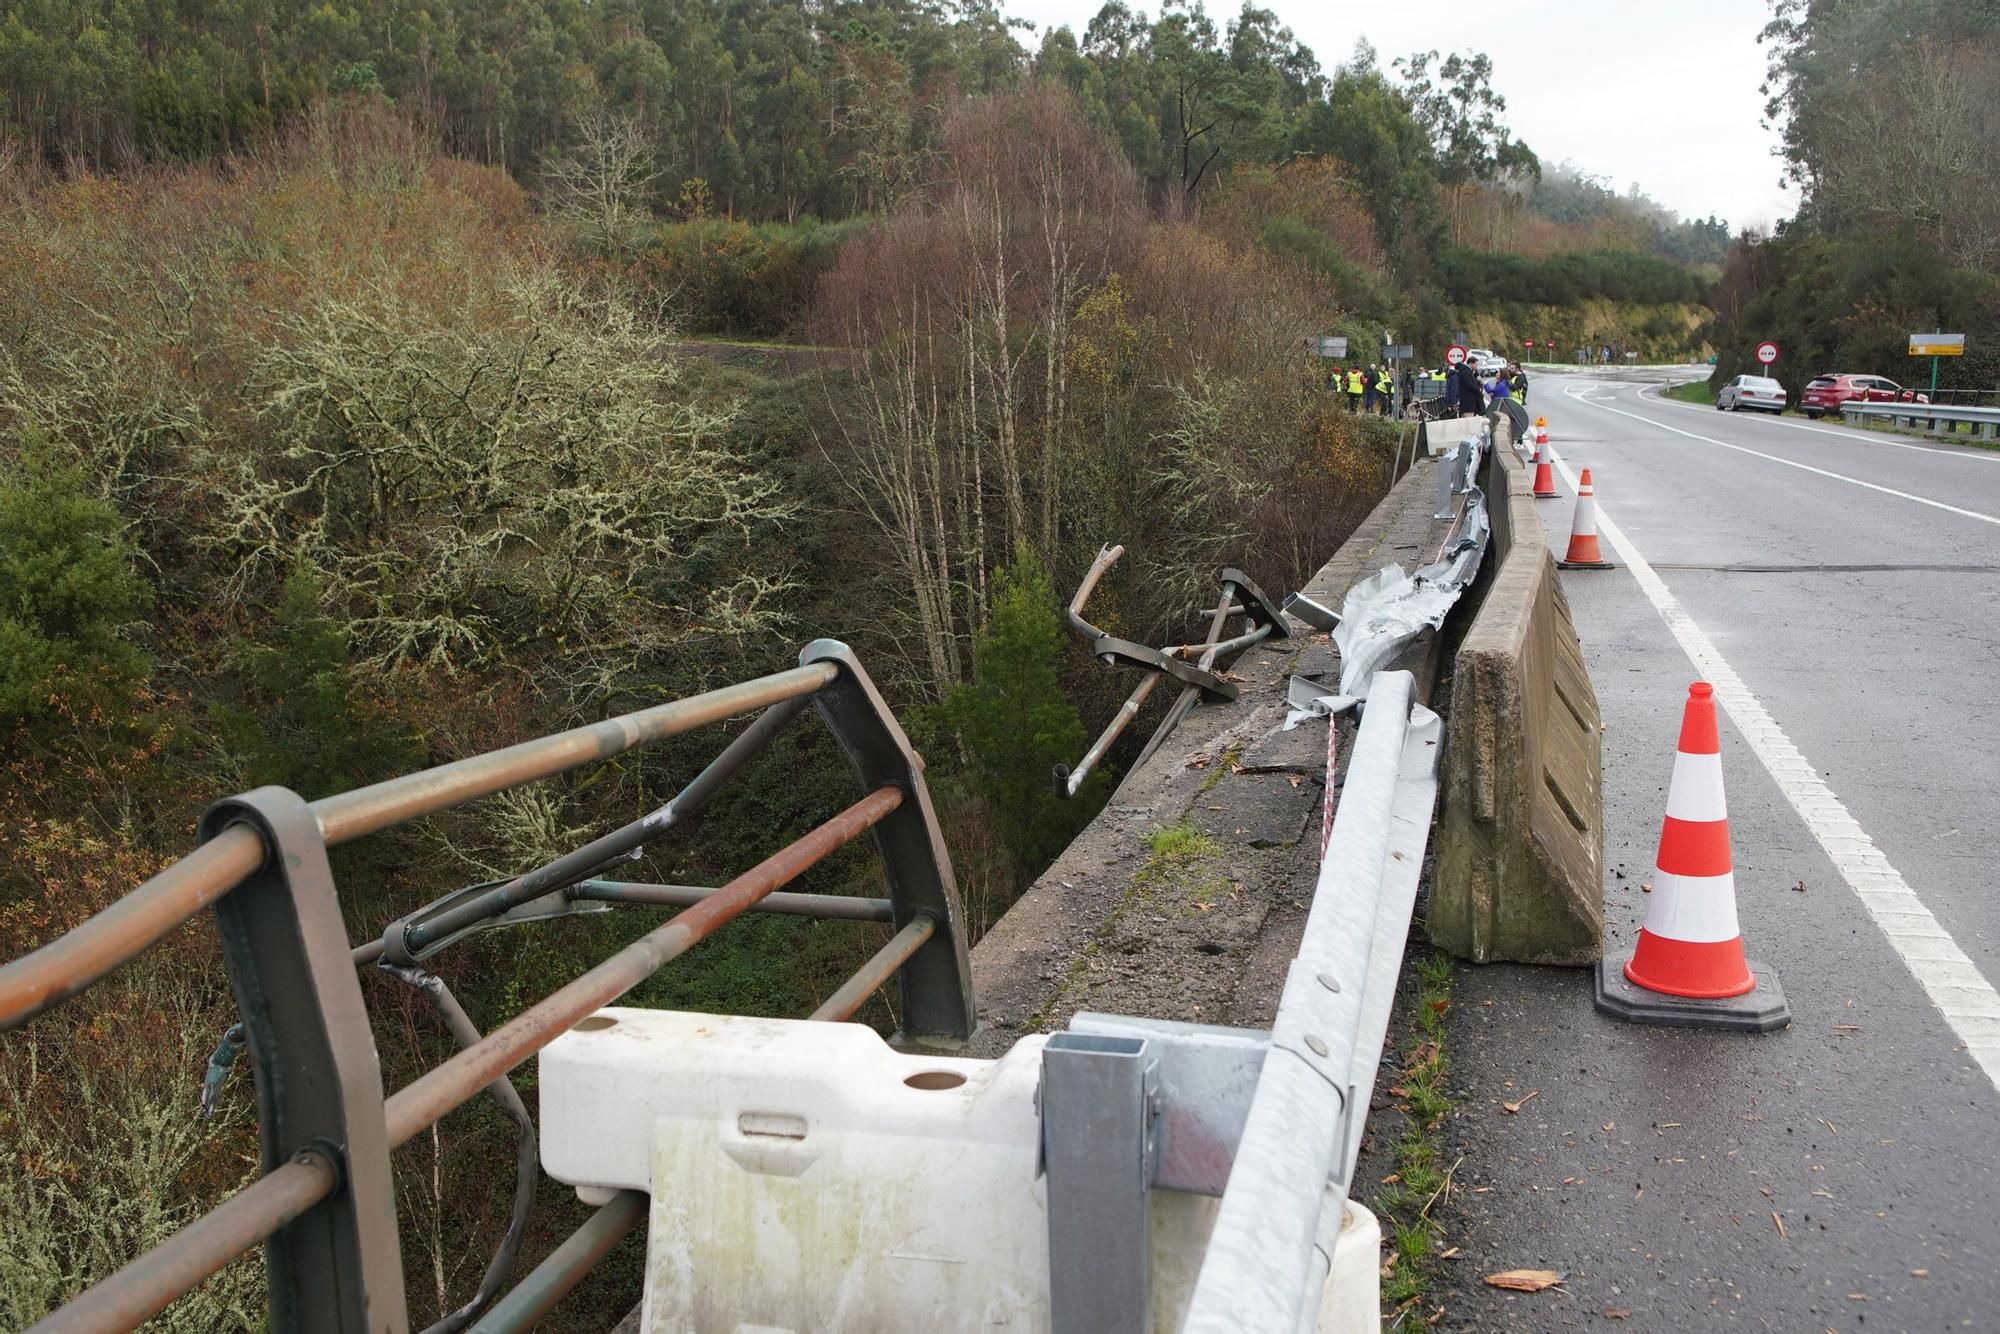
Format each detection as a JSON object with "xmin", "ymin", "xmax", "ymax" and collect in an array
[
  {"xmin": 1542, "ymin": 446, "xmax": 2000, "ymax": 1089},
  {"xmin": 1637, "ymin": 385, "xmax": 2000, "ymax": 462},
  {"xmin": 1562, "ymin": 386, "xmax": 2000, "ymax": 529}
]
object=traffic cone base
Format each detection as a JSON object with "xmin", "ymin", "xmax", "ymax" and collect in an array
[
  {"xmin": 1594, "ymin": 955, "xmax": 1790, "ymax": 1033},
  {"xmin": 1593, "ymin": 681, "xmax": 1790, "ymax": 1033}
]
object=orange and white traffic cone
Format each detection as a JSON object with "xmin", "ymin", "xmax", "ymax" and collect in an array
[
  {"xmin": 1531, "ymin": 434, "xmax": 1558, "ymax": 498},
  {"xmin": 1532, "ymin": 416, "xmax": 1549, "ymax": 459},
  {"xmin": 1595, "ymin": 682, "xmax": 1790, "ymax": 1031},
  {"xmin": 1559, "ymin": 468, "xmax": 1614, "ymax": 569}
]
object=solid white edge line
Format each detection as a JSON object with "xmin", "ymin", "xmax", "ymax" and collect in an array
[
  {"xmin": 1541, "ymin": 439, "xmax": 2000, "ymax": 1088},
  {"xmin": 1562, "ymin": 387, "xmax": 2000, "ymax": 529},
  {"xmin": 1637, "ymin": 384, "xmax": 2000, "ymax": 462}
]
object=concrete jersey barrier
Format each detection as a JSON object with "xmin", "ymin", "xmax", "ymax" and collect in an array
[{"xmin": 1431, "ymin": 414, "xmax": 1605, "ymax": 964}]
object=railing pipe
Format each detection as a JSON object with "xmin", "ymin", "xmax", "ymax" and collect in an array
[
  {"xmin": 315, "ymin": 664, "xmax": 836, "ymax": 845},
  {"xmin": 383, "ymin": 785, "xmax": 903, "ymax": 1149},
  {"xmin": 26, "ymin": 783, "xmax": 898, "ymax": 1334},
  {"xmin": 389, "ymin": 693, "xmax": 817, "ymax": 958},
  {"xmin": 25, "ymin": 1155, "xmax": 340, "ymax": 1334},
  {"xmin": 0, "ymin": 664, "xmax": 836, "ymax": 1033},
  {"xmin": 467, "ymin": 1191, "xmax": 648, "ymax": 1334},
  {"xmin": 571, "ymin": 881, "xmax": 896, "ymax": 922},
  {"xmin": 809, "ymin": 915, "xmax": 938, "ymax": 1022},
  {"xmin": 0, "ymin": 827, "xmax": 263, "ymax": 1030}
]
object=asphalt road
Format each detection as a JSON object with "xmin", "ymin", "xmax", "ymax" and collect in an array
[{"xmin": 1435, "ymin": 374, "xmax": 2000, "ymax": 1330}]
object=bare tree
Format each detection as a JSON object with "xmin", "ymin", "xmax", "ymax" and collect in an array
[{"xmin": 539, "ymin": 109, "xmax": 661, "ymax": 248}]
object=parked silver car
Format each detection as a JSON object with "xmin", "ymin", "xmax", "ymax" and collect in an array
[{"xmin": 1716, "ymin": 373, "xmax": 1787, "ymax": 414}]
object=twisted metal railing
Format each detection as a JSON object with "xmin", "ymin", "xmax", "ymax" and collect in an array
[
  {"xmin": 0, "ymin": 639, "xmax": 975, "ymax": 1333},
  {"xmin": 1053, "ymin": 544, "xmax": 1289, "ymax": 798}
]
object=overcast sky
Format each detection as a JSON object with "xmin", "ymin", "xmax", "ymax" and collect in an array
[{"xmin": 999, "ymin": 0, "xmax": 1796, "ymax": 232}]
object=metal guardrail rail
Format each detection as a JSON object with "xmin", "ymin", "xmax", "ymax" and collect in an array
[
  {"xmin": 0, "ymin": 639, "xmax": 976, "ymax": 1333},
  {"xmin": 1840, "ymin": 400, "xmax": 2000, "ymax": 439},
  {"xmin": 1182, "ymin": 669, "xmax": 1441, "ymax": 1332}
]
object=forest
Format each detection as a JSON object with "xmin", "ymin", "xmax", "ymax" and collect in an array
[
  {"xmin": 1706, "ymin": 0, "xmax": 2000, "ymax": 396},
  {"xmin": 0, "ymin": 2, "xmax": 1730, "ymax": 1328}
]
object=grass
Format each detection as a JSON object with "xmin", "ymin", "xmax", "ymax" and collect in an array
[
  {"xmin": 1146, "ymin": 819, "xmax": 1223, "ymax": 863},
  {"xmin": 1373, "ymin": 948, "xmax": 1458, "ymax": 1325},
  {"xmin": 1663, "ymin": 378, "xmax": 1714, "ymax": 405}
]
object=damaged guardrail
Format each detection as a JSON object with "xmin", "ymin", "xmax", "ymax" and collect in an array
[{"xmin": 1055, "ymin": 546, "xmax": 1289, "ymax": 797}]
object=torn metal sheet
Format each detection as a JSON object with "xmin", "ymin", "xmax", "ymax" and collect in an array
[{"xmin": 1306, "ymin": 443, "xmax": 1492, "ymax": 706}]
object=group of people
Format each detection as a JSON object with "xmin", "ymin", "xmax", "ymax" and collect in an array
[
  {"xmin": 1328, "ymin": 355, "xmax": 1530, "ymax": 418},
  {"xmin": 1402, "ymin": 359, "xmax": 1530, "ymax": 418},
  {"xmin": 1331, "ymin": 363, "xmax": 1397, "ymax": 415}
]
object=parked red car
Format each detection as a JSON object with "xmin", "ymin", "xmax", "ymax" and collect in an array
[{"xmin": 1798, "ymin": 373, "xmax": 1931, "ymax": 419}]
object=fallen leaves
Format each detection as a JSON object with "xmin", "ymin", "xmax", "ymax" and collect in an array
[
  {"xmin": 1603, "ymin": 1308, "xmax": 1632, "ymax": 1321},
  {"xmin": 1601, "ymin": 1120, "xmax": 1616, "ymax": 1132},
  {"xmin": 1483, "ymin": 1269, "xmax": 1564, "ymax": 1293},
  {"xmin": 1771, "ymin": 1212, "xmax": 1787, "ymax": 1239},
  {"xmin": 1640, "ymin": 881, "xmax": 1653, "ymax": 893},
  {"xmin": 1793, "ymin": 879, "xmax": 1808, "ymax": 893},
  {"xmin": 1502, "ymin": 1089, "xmax": 1540, "ymax": 1114}
]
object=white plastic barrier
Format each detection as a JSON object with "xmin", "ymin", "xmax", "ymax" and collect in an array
[
  {"xmin": 539, "ymin": 1009, "xmax": 1381, "ymax": 1332},
  {"xmin": 1420, "ymin": 414, "xmax": 1482, "ymax": 457}
]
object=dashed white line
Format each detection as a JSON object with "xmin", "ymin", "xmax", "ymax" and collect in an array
[
  {"xmin": 1542, "ymin": 446, "xmax": 2000, "ymax": 1089},
  {"xmin": 1564, "ymin": 387, "xmax": 2000, "ymax": 529}
]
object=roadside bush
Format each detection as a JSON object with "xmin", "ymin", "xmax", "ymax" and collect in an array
[{"xmin": 634, "ymin": 216, "xmax": 865, "ymax": 338}]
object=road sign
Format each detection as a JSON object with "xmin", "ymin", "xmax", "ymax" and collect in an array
[
  {"xmin": 1384, "ymin": 344, "xmax": 1413, "ymax": 360},
  {"xmin": 1908, "ymin": 332, "xmax": 1964, "ymax": 395},
  {"xmin": 1909, "ymin": 332, "xmax": 1965, "ymax": 357},
  {"xmin": 1313, "ymin": 336, "xmax": 1348, "ymax": 358},
  {"xmin": 1544, "ymin": 340, "xmax": 1555, "ymax": 349},
  {"xmin": 1755, "ymin": 341, "xmax": 1780, "ymax": 366},
  {"xmin": 1445, "ymin": 344, "xmax": 1468, "ymax": 367}
]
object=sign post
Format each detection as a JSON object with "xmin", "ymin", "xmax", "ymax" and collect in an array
[{"xmin": 1908, "ymin": 332, "xmax": 1965, "ymax": 396}]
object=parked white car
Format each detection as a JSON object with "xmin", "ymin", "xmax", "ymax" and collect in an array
[
  {"xmin": 1716, "ymin": 373, "xmax": 1787, "ymax": 414},
  {"xmin": 1465, "ymin": 348, "xmax": 1508, "ymax": 373}
]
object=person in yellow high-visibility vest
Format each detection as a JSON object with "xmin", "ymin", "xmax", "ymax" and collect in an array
[
  {"xmin": 1373, "ymin": 364, "xmax": 1393, "ymax": 415},
  {"xmin": 1345, "ymin": 365, "xmax": 1364, "ymax": 411}
]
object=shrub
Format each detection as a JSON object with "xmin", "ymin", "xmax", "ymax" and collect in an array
[{"xmin": 0, "ymin": 444, "xmax": 150, "ymax": 725}]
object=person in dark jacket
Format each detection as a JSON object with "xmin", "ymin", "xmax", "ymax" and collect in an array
[{"xmin": 1455, "ymin": 361, "xmax": 1485, "ymax": 416}]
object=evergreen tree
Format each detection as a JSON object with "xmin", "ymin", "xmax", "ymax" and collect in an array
[
  {"xmin": 0, "ymin": 444, "xmax": 150, "ymax": 724},
  {"xmin": 947, "ymin": 548, "xmax": 1103, "ymax": 875}
]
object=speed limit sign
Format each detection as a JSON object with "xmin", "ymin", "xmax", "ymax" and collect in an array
[
  {"xmin": 1445, "ymin": 344, "xmax": 1468, "ymax": 367},
  {"xmin": 1756, "ymin": 340, "xmax": 1780, "ymax": 365}
]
